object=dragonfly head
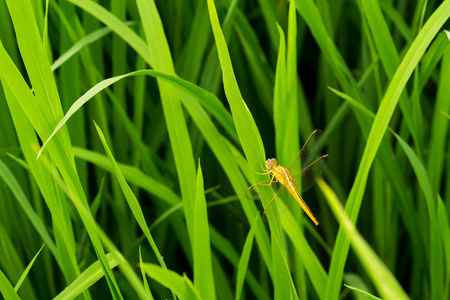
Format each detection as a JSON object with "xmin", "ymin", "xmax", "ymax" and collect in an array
[{"xmin": 265, "ymin": 158, "xmax": 278, "ymax": 170}]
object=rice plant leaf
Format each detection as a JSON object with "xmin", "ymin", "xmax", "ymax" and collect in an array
[
  {"xmin": 235, "ymin": 213, "xmax": 259, "ymax": 300},
  {"xmin": 14, "ymin": 245, "xmax": 44, "ymax": 292},
  {"xmin": 67, "ymin": 0, "xmax": 152, "ymax": 64},
  {"xmin": 282, "ymin": 211, "xmax": 328, "ymax": 296},
  {"xmin": 193, "ymin": 162, "xmax": 216, "ymax": 300},
  {"xmin": 94, "ymin": 122, "xmax": 167, "ymax": 270},
  {"xmin": 0, "ymin": 270, "xmax": 21, "ymax": 300},
  {"xmin": 318, "ymin": 179, "xmax": 409, "ymax": 300},
  {"xmin": 143, "ymin": 264, "xmax": 201, "ymax": 300},
  {"xmin": 0, "ymin": 160, "xmax": 56, "ymax": 256},
  {"xmin": 139, "ymin": 247, "xmax": 153, "ymax": 300},
  {"xmin": 344, "ymin": 284, "xmax": 382, "ymax": 300},
  {"xmin": 331, "ymin": 86, "xmax": 445, "ymax": 299},
  {"xmin": 324, "ymin": 2, "xmax": 450, "ymax": 298},
  {"xmin": 39, "ymin": 70, "xmax": 237, "ymax": 158},
  {"xmin": 0, "ymin": 2, "xmax": 122, "ymax": 297},
  {"xmin": 73, "ymin": 147, "xmax": 180, "ymax": 206},
  {"xmin": 206, "ymin": 0, "xmax": 279, "ymax": 283},
  {"xmin": 53, "ymin": 252, "xmax": 123, "ymax": 300}
]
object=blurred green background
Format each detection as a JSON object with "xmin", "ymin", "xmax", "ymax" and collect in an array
[{"xmin": 0, "ymin": 0, "xmax": 449, "ymax": 299}]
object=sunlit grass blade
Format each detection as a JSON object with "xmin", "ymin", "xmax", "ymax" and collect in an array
[
  {"xmin": 206, "ymin": 0, "xmax": 277, "ymax": 285},
  {"xmin": 318, "ymin": 179, "xmax": 409, "ymax": 300},
  {"xmin": 53, "ymin": 253, "xmax": 123, "ymax": 300},
  {"xmin": 344, "ymin": 284, "xmax": 382, "ymax": 300},
  {"xmin": 0, "ymin": 269, "xmax": 21, "ymax": 300},
  {"xmin": 0, "ymin": 2, "xmax": 121, "ymax": 296},
  {"xmin": 193, "ymin": 162, "xmax": 215, "ymax": 300},
  {"xmin": 142, "ymin": 264, "xmax": 201, "ymax": 300}
]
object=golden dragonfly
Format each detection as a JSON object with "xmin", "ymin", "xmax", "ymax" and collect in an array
[{"xmin": 248, "ymin": 129, "xmax": 329, "ymax": 226}]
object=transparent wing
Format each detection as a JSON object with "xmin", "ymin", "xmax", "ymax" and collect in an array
[
  {"xmin": 287, "ymin": 129, "xmax": 329, "ymax": 192},
  {"xmin": 299, "ymin": 154, "xmax": 330, "ymax": 192},
  {"xmin": 263, "ymin": 184, "xmax": 293, "ymax": 220}
]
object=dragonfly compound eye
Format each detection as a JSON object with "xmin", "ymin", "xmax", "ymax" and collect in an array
[{"xmin": 266, "ymin": 158, "xmax": 277, "ymax": 169}]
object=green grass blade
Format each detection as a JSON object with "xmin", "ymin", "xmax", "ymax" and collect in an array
[
  {"xmin": 135, "ymin": 0, "xmax": 198, "ymax": 245},
  {"xmin": 344, "ymin": 284, "xmax": 382, "ymax": 300},
  {"xmin": 318, "ymin": 179, "xmax": 409, "ymax": 300},
  {"xmin": 14, "ymin": 245, "xmax": 44, "ymax": 292},
  {"xmin": 437, "ymin": 196, "xmax": 450, "ymax": 299},
  {"xmin": 193, "ymin": 162, "xmax": 216, "ymax": 300},
  {"xmin": 427, "ymin": 48, "xmax": 450, "ymax": 193},
  {"xmin": 0, "ymin": 269, "xmax": 21, "ymax": 300},
  {"xmin": 73, "ymin": 147, "xmax": 180, "ymax": 206},
  {"xmin": 94, "ymin": 122, "xmax": 167, "ymax": 269},
  {"xmin": 0, "ymin": 160, "xmax": 56, "ymax": 256},
  {"xmin": 235, "ymin": 214, "xmax": 259, "ymax": 300},
  {"xmin": 139, "ymin": 247, "xmax": 154, "ymax": 300},
  {"xmin": 0, "ymin": 2, "xmax": 122, "ymax": 296},
  {"xmin": 143, "ymin": 264, "xmax": 201, "ymax": 300},
  {"xmin": 53, "ymin": 253, "xmax": 123, "ymax": 300},
  {"xmin": 324, "ymin": 3, "xmax": 450, "ymax": 298},
  {"xmin": 68, "ymin": 0, "xmax": 152, "ymax": 64}
]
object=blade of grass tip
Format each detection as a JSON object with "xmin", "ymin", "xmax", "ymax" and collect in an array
[
  {"xmin": 139, "ymin": 246, "xmax": 153, "ymax": 299},
  {"xmin": 53, "ymin": 253, "xmax": 123, "ymax": 300},
  {"xmin": 209, "ymin": 228, "xmax": 271, "ymax": 300},
  {"xmin": 193, "ymin": 162, "xmax": 216, "ymax": 300},
  {"xmin": 0, "ymin": 269, "xmax": 21, "ymax": 300},
  {"xmin": 94, "ymin": 122, "xmax": 167, "ymax": 270},
  {"xmin": 14, "ymin": 245, "xmax": 44, "ymax": 292},
  {"xmin": 344, "ymin": 273, "xmax": 376, "ymax": 300},
  {"xmin": 94, "ymin": 224, "xmax": 152, "ymax": 300},
  {"xmin": 343, "ymin": 284, "xmax": 382, "ymax": 300},
  {"xmin": 143, "ymin": 264, "xmax": 201, "ymax": 300},
  {"xmin": 317, "ymin": 179, "xmax": 409, "ymax": 300},
  {"xmin": 324, "ymin": 2, "xmax": 450, "ymax": 298},
  {"xmin": 235, "ymin": 213, "xmax": 260, "ymax": 300}
]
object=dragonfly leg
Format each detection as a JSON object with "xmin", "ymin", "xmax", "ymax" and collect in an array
[{"xmin": 247, "ymin": 175, "xmax": 275, "ymax": 191}]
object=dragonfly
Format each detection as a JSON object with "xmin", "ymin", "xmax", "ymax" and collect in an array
[{"xmin": 248, "ymin": 129, "xmax": 329, "ymax": 226}]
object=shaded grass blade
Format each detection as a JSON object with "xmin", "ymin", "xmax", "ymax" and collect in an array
[{"xmin": 235, "ymin": 214, "xmax": 260, "ymax": 300}]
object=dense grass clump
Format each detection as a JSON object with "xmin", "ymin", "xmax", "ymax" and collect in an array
[{"xmin": 0, "ymin": 0, "xmax": 449, "ymax": 299}]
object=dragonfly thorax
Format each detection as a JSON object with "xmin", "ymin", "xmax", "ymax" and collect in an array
[{"xmin": 265, "ymin": 158, "xmax": 278, "ymax": 170}]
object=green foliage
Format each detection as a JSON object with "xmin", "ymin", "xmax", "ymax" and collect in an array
[{"xmin": 0, "ymin": 0, "xmax": 449, "ymax": 299}]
